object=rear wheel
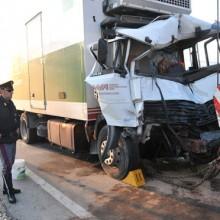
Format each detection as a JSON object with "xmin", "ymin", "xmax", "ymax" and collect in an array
[
  {"xmin": 20, "ymin": 113, "xmax": 37, "ymax": 144},
  {"xmin": 97, "ymin": 126, "xmax": 139, "ymax": 180}
]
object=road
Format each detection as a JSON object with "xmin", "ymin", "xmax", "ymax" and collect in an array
[{"xmin": 1, "ymin": 140, "xmax": 220, "ymax": 220}]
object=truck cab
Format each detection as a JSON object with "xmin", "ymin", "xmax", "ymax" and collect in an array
[{"xmin": 86, "ymin": 6, "xmax": 220, "ymax": 179}]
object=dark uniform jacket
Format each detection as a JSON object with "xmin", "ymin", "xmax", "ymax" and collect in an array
[{"xmin": 0, "ymin": 96, "xmax": 20, "ymax": 143}]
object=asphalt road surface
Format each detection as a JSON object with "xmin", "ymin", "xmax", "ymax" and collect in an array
[{"xmin": 1, "ymin": 140, "xmax": 220, "ymax": 220}]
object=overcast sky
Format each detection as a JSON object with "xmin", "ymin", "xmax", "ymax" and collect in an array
[{"xmin": 0, "ymin": 0, "xmax": 219, "ymax": 80}]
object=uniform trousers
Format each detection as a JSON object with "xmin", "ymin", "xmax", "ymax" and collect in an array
[{"xmin": 0, "ymin": 143, "xmax": 16, "ymax": 193}]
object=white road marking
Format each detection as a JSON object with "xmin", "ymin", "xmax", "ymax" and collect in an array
[{"xmin": 26, "ymin": 168, "xmax": 96, "ymax": 219}]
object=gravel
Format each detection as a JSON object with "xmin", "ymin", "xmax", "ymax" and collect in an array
[{"xmin": 0, "ymin": 196, "xmax": 13, "ymax": 220}]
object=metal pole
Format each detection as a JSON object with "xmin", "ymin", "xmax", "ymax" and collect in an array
[{"xmin": 2, "ymin": 173, "xmax": 10, "ymax": 196}]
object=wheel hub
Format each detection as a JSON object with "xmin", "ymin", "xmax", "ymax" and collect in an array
[{"xmin": 100, "ymin": 140, "xmax": 121, "ymax": 166}]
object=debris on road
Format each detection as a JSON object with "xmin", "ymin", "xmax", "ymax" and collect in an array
[{"xmin": 142, "ymin": 156, "xmax": 220, "ymax": 190}]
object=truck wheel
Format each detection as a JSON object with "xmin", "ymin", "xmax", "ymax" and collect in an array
[
  {"xmin": 20, "ymin": 113, "xmax": 37, "ymax": 144},
  {"xmin": 97, "ymin": 126, "xmax": 139, "ymax": 180}
]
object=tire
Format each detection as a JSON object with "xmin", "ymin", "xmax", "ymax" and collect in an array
[
  {"xmin": 20, "ymin": 113, "xmax": 37, "ymax": 144},
  {"xmin": 97, "ymin": 126, "xmax": 139, "ymax": 180}
]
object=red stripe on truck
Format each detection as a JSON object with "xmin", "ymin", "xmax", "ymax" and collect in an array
[{"xmin": 214, "ymin": 97, "xmax": 220, "ymax": 114}]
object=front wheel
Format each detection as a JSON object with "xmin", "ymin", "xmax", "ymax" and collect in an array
[{"xmin": 97, "ymin": 126, "xmax": 139, "ymax": 180}]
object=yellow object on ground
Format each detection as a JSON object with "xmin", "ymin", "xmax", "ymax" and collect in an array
[{"xmin": 122, "ymin": 169, "xmax": 145, "ymax": 187}]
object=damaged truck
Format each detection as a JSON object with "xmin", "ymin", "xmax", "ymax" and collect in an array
[{"xmin": 7, "ymin": 0, "xmax": 220, "ymax": 179}]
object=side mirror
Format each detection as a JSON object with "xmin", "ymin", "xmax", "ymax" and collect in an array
[{"xmin": 98, "ymin": 38, "xmax": 108, "ymax": 65}]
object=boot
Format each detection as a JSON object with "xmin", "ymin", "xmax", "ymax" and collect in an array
[
  {"xmin": 7, "ymin": 192, "xmax": 16, "ymax": 204},
  {"xmin": 3, "ymin": 173, "xmax": 16, "ymax": 204},
  {"xmin": 3, "ymin": 187, "xmax": 21, "ymax": 195},
  {"xmin": 3, "ymin": 174, "xmax": 21, "ymax": 195}
]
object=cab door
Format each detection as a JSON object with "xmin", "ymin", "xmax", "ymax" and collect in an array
[{"xmin": 26, "ymin": 12, "xmax": 46, "ymax": 109}]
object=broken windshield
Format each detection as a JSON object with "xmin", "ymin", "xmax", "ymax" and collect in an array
[{"xmin": 132, "ymin": 31, "xmax": 220, "ymax": 84}]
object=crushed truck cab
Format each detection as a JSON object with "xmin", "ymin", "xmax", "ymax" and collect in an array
[
  {"xmin": 86, "ymin": 14, "xmax": 215, "ymax": 127},
  {"xmin": 86, "ymin": 11, "xmax": 220, "ymax": 173}
]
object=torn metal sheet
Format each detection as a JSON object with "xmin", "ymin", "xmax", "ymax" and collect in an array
[{"xmin": 117, "ymin": 14, "xmax": 211, "ymax": 48}]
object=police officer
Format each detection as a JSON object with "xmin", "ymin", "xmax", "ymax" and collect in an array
[{"xmin": 0, "ymin": 80, "xmax": 21, "ymax": 204}]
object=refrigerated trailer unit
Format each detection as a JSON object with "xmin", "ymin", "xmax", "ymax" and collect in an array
[
  {"xmin": 103, "ymin": 0, "xmax": 191, "ymax": 15},
  {"xmin": 9, "ymin": 0, "xmax": 220, "ymax": 179}
]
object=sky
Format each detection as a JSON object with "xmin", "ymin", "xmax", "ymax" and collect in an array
[
  {"xmin": 0, "ymin": 0, "xmax": 219, "ymax": 82},
  {"xmin": 191, "ymin": 0, "xmax": 219, "ymax": 22}
]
